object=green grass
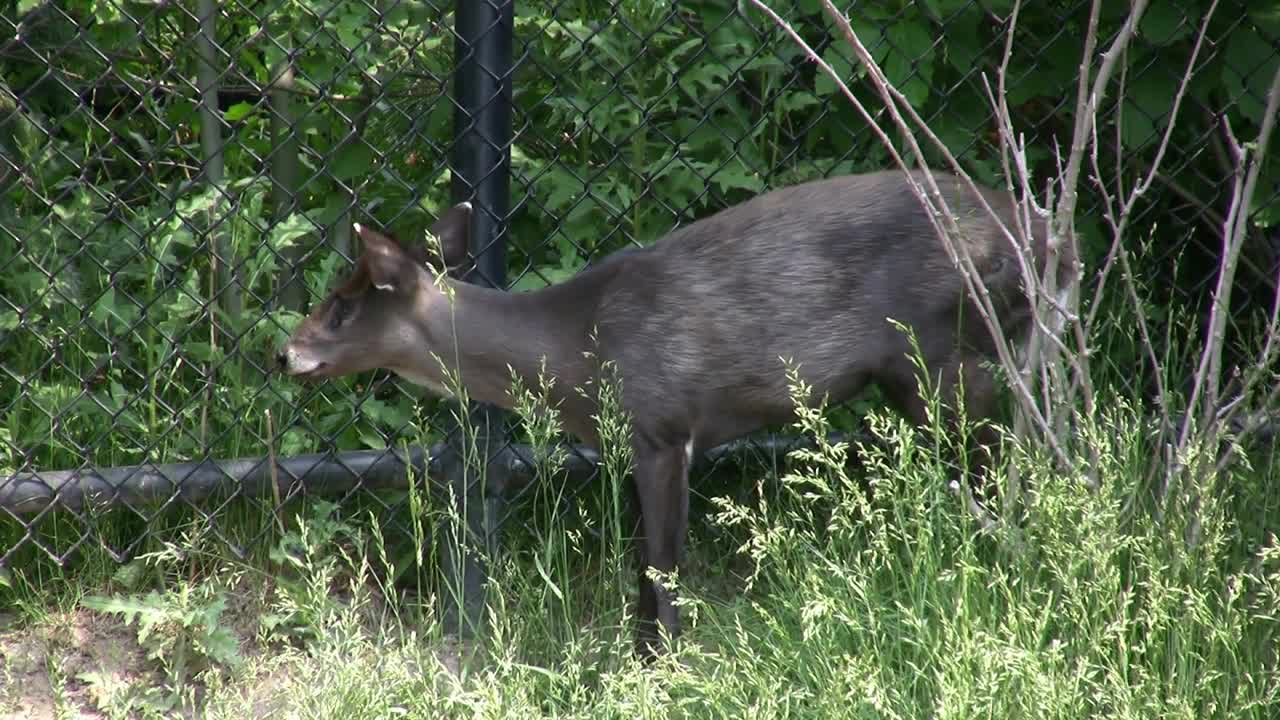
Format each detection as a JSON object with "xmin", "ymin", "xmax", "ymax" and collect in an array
[{"xmin": 2, "ymin": 367, "xmax": 1277, "ymax": 719}]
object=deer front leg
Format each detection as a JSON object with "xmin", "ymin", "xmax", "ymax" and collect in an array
[{"xmin": 631, "ymin": 436, "xmax": 692, "ymax": 662}]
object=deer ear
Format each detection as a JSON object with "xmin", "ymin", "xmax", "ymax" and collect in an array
[
  {"xmin": 426, "ymin": 202, "xmax": 472, "ymax": 270},
  {"xmin": 354, "ymin": 222, "xmax": 415, "ymax": 293}
]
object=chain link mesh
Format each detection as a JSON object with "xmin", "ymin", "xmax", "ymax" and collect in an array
[{"xmin": 2, "ymin": 1, "xmax": 1277, "ymax": 571}]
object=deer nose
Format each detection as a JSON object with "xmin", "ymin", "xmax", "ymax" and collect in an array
[{"xmin": 275, "ymin": 348, "xmax": 289, "ymax": 371}]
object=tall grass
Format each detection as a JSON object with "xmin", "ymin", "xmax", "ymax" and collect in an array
[{"xmin": 191, "ymin": 362, "xmax": 1280, "ymax": 718}]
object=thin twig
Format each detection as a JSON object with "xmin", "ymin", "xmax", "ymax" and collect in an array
[
  {"xmin": 1132, "ymin": 0, "xmax": 1220, "ymax": 203},
  {"xmin": 1067, "ymin": 0, "xmax": 1209, "ymax": 492},
  {"xmin": 989, "ymin": 0, "xmax": 1033, "ymax": 509},
  {"xmin": 814, "ymin": 1, "xmax": 1071, "ymax": 465},
  {"xmin": 1218, "ymin": 270, "xmax": 1280, "ymax": 443},
  {"xmin": 842, "ymin": 1, "xmax": 1123, "ymax": 476},
  {"xmin": 1184, "ymin": 63, "xmax": 1280, "ymax": 472},
  {"xmin": 1085, "ymin": 0, "xmax": 1220, "ymax": 349},
  {"xmin": 1148, "ymin": 166, "xmax": 1228, "ymax": 231},
  {"xmin": 742, "ymin": 0, "xmax": 1072, "ymax": 532},
  {"xmin": 1054, "ymin": 0, "xmax": 1104, "ymax": 247}
]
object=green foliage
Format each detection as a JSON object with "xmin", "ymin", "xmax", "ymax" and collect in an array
[
  {"xmin": 694, "ymin": 377, "xmax": 1280, "ymax": 719},
  {"xmin": 260, "ymin": 500, "xmax": 362, "ymax": 642},
  {"xmin": 81, "ymin": 583, "xmax": 241, "ymax": 699}
]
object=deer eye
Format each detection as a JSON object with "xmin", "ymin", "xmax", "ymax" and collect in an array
[{"xmin": 329, "ymin": 296, "xmax": 351, "ymax": 329}]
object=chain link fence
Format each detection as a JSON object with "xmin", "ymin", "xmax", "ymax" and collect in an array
[{"xmin": 2, "ymin": 0, "xmax": 1278, "ymax": 600}]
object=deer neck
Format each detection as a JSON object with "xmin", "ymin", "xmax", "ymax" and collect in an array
[{"xmin": 417, "ymin": 279, "xmax": 592, "ymax": 420}]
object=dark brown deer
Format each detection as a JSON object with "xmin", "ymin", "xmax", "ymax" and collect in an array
[{"xmin": 276, "ymin": 169, "xmax": 1069, "ymax": 660}]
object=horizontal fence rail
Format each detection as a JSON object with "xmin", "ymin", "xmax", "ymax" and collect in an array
[{"xmin": 0, "ymin": 433, "xmax": 855, "ymax": 516}]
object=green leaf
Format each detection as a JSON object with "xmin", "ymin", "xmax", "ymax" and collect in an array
[
  {"xmin": 1223, "ymin": 26, "xmax": 1280, "ymax": 125},
  {"xmin": 512, "ymin": 264, "xmax": 577, "ymax": 292},
  {"xmin": 224, "ymin": 102, "xmax": 256, "ymax": 122},
  {"xmin": 885, "ymin": 20, "xmax": 935, "ymax": 108},
  {"xmin": 923, "ymin": 0, "xmax": 977, "ymax": 14},
  {"xmin": 384, "ymin": 2, "xmax": 411, "ymax": 27},
  {"xmin": 358, "ymin": 427, "xmax": 386, "ymax": 449},
  {"xmin": 779, "ymin": 91, "xmax": 821, "ymax": 113},
  {"xmin": 262, "ymin": 44, "xmax": 286, "ymax": 76},
  {"xmin": 743, "ymin": 54, "xmax": 785, "ymax": 73},
  {"xmin": 125, "ymin": 129, "xmax": 154, "ymax": 158},
  {"xmin": 1251, "ymin": 167, "xmax": 1280, "ymax": 228},
  {"xmin": 93, "ymin": 1, "xmax": 123, "ymax": 24},
  {"xmin": 111, "ymin": 561, "xmax": 148, "ymax": 590},
  {"xmin": 815, "ymin": 47, "xmax": 858, "ymax": 98},
  {"xmin": 934, "ymin": 90, "xmax": 994, "ymax": 165},
  {"xmin": 1120, "ymin": 65, "xmax": 1178, "ymax": 150},
  {"xmin": 198, "ymin": 625, "xmax": 242, "ymax": 667},
  {"xmin": 330, "ymin": 141, "xmax": 375, "ymax": 181},
  {"xmin": 1139, "ymin": 7, "xmax": 1193, "ymax": 45},
  {"xmin": 91, "ymin": 288, "xmax": 123, "ymax": 326},
  {"xmin": 981, "ymin": 0, "xmax": 1015, "ymax": 11},
  {"xmin": 944, "ymin": 9, "xmax": 983, "ymax": 73},
  {"xmin": 678, "ymin": 61, "xmax": 732, "ymax": 95},
  {"xmin": 542, "ymin": 167, "xmax": 586, "ymax": 212},
  {"xmin": 1007, "ymin": 34, "xmax": 1078, "ymax": 105},
  {"xmin": 82, "ymin": 593, "xmax": 161, "ymax": 624},
  {"xmin": 176, "ymin": 186, "xmax": 221, "ymax": 218},
  {"xmin": 710, "ymin": 165, "xmax": 765, "ymax": 194},
  {"xmin": 185, "ymin": 341, "xmax": 225, "ymax": 364},
  {"xmin": 849, "ymin": 16, "xmax": 892, "ymax": 66},
  {"xmin": 335, "ymin": 9, "xmax": 367, "ymax": 50},
  {"xmin": 360, "ymin": 398, "xmax": 411, "ymax": 431},
  {"xmin": 268, "ymin": 212, "xmax": 317, "ymax": 252}
]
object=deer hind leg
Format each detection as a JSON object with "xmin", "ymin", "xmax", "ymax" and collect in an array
[{"xmin": 630, "ymin": 436, "xmax": 692, "ymax": 662}]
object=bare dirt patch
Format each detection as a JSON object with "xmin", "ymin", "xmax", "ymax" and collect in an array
[
  {"xmin": 0, "ymin": 582, "xmax": 287, "ymax": 720},
  {"xmin": 0, "ymin": 608, "xmax": 149, "ymax": 719}
]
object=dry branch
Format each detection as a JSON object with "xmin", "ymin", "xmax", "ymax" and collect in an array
[
  {"xmin": 747, "ymin": 0, "xmax": 1277, "ymax": 518},
  {"xmin": 1178, "ymin": 62, "xmax": 1280, "ymax": 488}
]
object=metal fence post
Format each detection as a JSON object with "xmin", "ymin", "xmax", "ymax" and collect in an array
[
  {"xmin": 440, "ymin": 0, "xmax": 514, "ymax": 643},
  {"xmin": 0, "ymin": 81, "xmax": 20, "ymax": 223},
  {"xmin": 193, "ymin": 0, "xmax": 240, "ymax": 322}
]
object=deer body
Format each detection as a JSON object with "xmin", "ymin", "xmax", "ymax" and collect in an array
[{"xmin": 278, "ymin": 169, "xmax": 1066, "ymax": 659}]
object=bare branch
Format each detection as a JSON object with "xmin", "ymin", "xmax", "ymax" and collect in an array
[
  {"xmin": 1057, "ymin": 0, "xmax": 1151, "ymax": 240},
  {"xmin": 743, "ymin": 0, "xmax": 1080, "ymax": 512},
  {"xmin": 810, "ymin": 2, "xmax": 1071, "ymax": 458},
  {"xmin": 1055, "ymin": 0, "xmax": 1104, "ymax": 243},
  {"xmin": 1131, "ymin": 0, "xmax": 1220, "ymax": 204},
  {"xmin": 1180, "ymin": 62, "xmax": 1280, "ymax": 466}
]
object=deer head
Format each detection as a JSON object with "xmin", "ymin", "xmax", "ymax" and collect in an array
[{"xmin": 275, "ymin": 202, "xmax": 472, "ymax": 392}]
